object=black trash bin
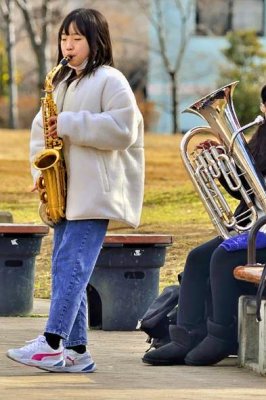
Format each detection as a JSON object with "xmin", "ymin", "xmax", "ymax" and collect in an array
[
  {"xmin": 0, "ymin": 224, "xmax": 49, "ymax": 316},
  {"xmin": 87, "ymin": 234, "xmax": 172, "ymax": 331}
]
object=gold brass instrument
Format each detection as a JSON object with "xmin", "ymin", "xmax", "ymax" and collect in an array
[
  {"xmin": 32, "ymin": 57, "xmax": 70, "ymax": 227},
  {"xmin": 181, "ymin": 81, "xmax": 266, "ymax": 239}
]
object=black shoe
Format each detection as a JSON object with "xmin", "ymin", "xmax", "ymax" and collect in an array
[
  {"xmin": 142, "ymin": 324, "xmax": 206, "ymax": 366},
  {"xmin": 185, "ymin": 319, "xmax": 238, "ymax": 366}
]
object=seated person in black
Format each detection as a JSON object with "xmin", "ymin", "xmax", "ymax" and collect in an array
[{"xmin": 142, "ymin": 85, "xmax": 266, "ymax": 366}]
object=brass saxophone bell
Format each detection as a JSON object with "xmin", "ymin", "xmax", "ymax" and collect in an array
[
  {"xmin": 33, "ymin": 60, "xmax": 68, "ymax": 227},
  {"xmin": 38, "ymin": 204, "xmax": 54, "ymax": 228}
]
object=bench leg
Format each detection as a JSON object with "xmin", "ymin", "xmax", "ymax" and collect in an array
[
  {"xmin": 258, "ymin": 302, "xmax": 266, "ymax": 374},
  {"xmin": 238, "ymin": 295, "xmax": 266, "ymax": 374}
]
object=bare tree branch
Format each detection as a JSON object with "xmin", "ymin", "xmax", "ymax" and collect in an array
[
  {"xmin": 15, "ymin": 0, "xmax": 41, "ymax": 54},
  {"xmin": 41, "ymin": 0, "xmax": 50, "ymax": 50},
  {"xmin": 174, "ymin": 0, "xmax": 193, "ymax": 71},
  {"xmin": 136, "ymin": 0, "xmax": 194, "ymax": 133},
  {"xmin": 15, "ymin": 0, "xmax": 58, "ymax": 94},
  {"xmin": 154, "ymin": 0, "xmax": 173, "ymax": 73},
  {"xmin": 136, "ymin": 0, "xmax": 160, "ymax": 29},
  {"xmin": 0, "ymin": 1, "xmax": 9, "ymax": 18}
]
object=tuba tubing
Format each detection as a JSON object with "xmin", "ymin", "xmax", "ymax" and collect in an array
[{"xmin": 181, "ymin": 82, "xmax": 266, "ymax": 239}]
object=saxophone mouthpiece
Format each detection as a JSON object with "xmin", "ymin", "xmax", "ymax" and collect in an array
[{"xmin": 61, "ymin": 56, "xmax": 72, "ymax": 66}]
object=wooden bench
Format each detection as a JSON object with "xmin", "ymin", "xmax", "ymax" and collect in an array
[
  {"xmin": 0, "ymin": 223, "xmax": 49, "ymax": 235},
  {"xmin": 233, "ymin": 265, "xmax": 266, "ymax": 375},
  {"xmin": 233, "ymin": 214, "xmax": 266, "ymax": 287},
  {"xmin": 234, "ymin": 265, "xmax": 264, "ymax": 285},
  {"xmin": 0, "ymin": 223, "xmax": 49, "ymax": 316},
  {"xmin": 88, "ymin": 234, "xmax": 173, "ymax": 331},
  {"xmin": 233, "ymin": 215, "xmax": 266, "ymax": 375}
]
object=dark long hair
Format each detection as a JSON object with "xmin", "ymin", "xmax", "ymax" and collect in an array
[
  {"xmin": 54, "ymin": 8, "xmax": 114, "ymax": 85},
  {"xmin": 248, "ymin": 84, "xmax": 266, "ymax": 175},
  {"xmin": 248, "ymin": 122, "xmax": 266, "ymax": 175}
]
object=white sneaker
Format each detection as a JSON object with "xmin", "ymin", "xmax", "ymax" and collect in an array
[
  {"xmin": 39, "ymin": 349, "xmax": 96, "ymax": 373},
  {"xmin": 6, "ymin": 335, "xmax": 65, "ymax": 368}
]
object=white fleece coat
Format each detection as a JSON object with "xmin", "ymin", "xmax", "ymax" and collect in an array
[{"xmin": 30, "ymin": 66, "xmax": 144, "ymax": 228}]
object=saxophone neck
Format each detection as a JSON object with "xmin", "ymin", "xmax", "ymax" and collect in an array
[
  {"xmin": 41, "ymin": 57, "xmax": 71, "ymax": 149},
  {"xmin": 44, "ymin": 56, "xmax": 71, "ymax": 93}
]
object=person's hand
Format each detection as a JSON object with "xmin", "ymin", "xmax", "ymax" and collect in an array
[
  {"xmin": 31, "ymin": 182, "xmax": 38, "ymax": 192},
  {"xmin": 196, "ymin": 139, "xmax": 220, "ymax": 150},
  {"xmin": 48, "ymin": 115, "xmax": 58, "ymax": 138}
]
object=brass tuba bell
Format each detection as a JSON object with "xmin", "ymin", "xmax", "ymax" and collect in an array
[{"xmin": 180, "ymin": 81, "xmax": 266, "ymax": 239}]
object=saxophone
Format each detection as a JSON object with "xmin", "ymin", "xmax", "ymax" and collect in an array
[
  {"xmin": 32, "ymin": 57, "xmax": 70, "ymax": 227},
  {"xmin": 181, "ymin": 81, "xmax": 266, "ymax": 239}
]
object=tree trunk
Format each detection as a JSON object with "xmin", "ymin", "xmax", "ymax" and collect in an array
[
  {"xmin": 36, "ymin": 48, "xmax": 49, "ymax": 96},
  {"xmin": 6, "ymin": 0, "xmax": 18, "ymax": 129},
  {"xmin": 227, "ymin": 0, "xmax": 234, "ymax": 32},
  {"xmin": 170, "ymin": 71, "xmax": 178, "ymax": 134},
  {"xmin": 16, "ymin": 0, "xmax": 53, "ymax": 99}
]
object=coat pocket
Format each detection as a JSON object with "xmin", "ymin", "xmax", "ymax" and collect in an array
[{"xmin": 97, "ymin": 152, "xmax": 110, "ymax": 192}]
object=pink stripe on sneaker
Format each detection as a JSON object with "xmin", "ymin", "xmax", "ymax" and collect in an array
[{"xmin": 32, "ymin": 352, "xmax": 62, "ymax": 361}]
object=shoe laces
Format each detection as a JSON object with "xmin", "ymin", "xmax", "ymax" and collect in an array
[{"xmin": 22, "ymin": 335, "xmax": 46, "ymax": 352}]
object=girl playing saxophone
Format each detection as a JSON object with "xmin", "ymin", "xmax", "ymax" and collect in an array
[{"xmin": 7, "ymin": 8, "xmax": 144, "ymax": 373}]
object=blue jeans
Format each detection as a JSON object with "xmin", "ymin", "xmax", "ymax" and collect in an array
[{"xmin": 45, "ymin": 219, "xmax": 108, "ymax": 347}]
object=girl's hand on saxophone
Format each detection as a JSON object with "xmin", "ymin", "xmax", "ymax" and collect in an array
[
  {"xmin": 48, "ymin": 115, "xmax": 58, "ymax": 138},
  {"xmin": 31, "ymin": 183, "xmax": 38, "ymax": 192}
]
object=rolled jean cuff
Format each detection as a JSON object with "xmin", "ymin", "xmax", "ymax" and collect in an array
[
  {"xmin": 63, "ymin": 339, "xmax": 88, "ymax": 347},
  {"xmin": 45, "ymin": 328, "xmax": 69, "ymax": 341}
]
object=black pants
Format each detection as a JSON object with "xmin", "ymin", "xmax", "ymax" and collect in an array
[{"xmin": 178, "ymin": 236, "xmax": 266, "ymax": 328}]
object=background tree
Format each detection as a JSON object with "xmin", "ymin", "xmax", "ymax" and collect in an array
[
  {"xmin": 218, "ymin": 30, "xmax": 266, "ymax": 125},
  {"xmin": 15, "ymin": 0, "xmax": 62, "ymax": 96},
  {"xmin": 0, "ymin": 0, "xmax": 149, "ymax": 128},
  {"xmin": 138, "ymin": 0, "xmax": 194, "ymax": 134},
  {"xmin": 0, "ymin": 0, "xmax": 19, "ymax": 129},
  {"xmin": 0, "ymin": 40, "xmax": 8, "ymax": 98},
  {"xmin": 13, "ymin": 0, "xmax": 149, "ymax": 128}
]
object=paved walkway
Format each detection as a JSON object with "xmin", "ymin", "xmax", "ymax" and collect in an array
[{"xmin": 1, "ymin": 299, "xmax": 266, "ymax": 400}]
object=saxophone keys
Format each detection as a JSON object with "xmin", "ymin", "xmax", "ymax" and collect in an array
[
  {"xmin": 40, "ymin": 192, "xmax": 48, "ymax": 203},
  {"xmin": 37, "ymin": 176, "xmax": 46, "ymax": 190}
]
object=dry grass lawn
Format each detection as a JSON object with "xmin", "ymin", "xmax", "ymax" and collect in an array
[{"xmin": 0, "ymin": 129, "xmax": 216, "ymax": 298}]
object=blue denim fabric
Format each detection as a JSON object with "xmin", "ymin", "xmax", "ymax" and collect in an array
[{"xmin": 45, "ymin": 219, "xmax": 108, "ymax": 346}]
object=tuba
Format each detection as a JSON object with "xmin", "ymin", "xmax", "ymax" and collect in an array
[
  {"xmin": 180, "ymin": 81, "xmax": 266, "ymax": 239},
  {"xmin": 32, "ymin": 57, "xmax": 70, "ymax": 227}
]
